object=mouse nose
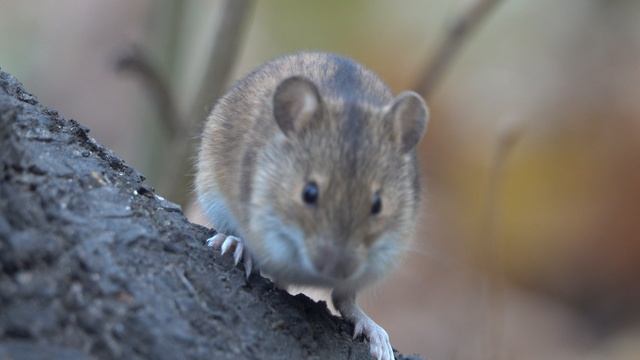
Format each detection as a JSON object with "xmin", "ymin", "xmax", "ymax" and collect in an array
[{"xmin": 313, "ymin": 245, "xmax": 358, "ymax": 279}]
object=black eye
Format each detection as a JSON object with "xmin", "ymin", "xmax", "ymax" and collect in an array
[
  {"xmin": 371, "ymin": 192, "xmax": 382, "ymax": 215},
  {"xmin": 302, "ymin": 181, "xmax": 319, "ymax": 205}
]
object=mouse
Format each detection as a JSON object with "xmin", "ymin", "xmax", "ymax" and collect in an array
[{"xmin": 195, "ymin": 52, "xmax": 429, "ymax": 360}]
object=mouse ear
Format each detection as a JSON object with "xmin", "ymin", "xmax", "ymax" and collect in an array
[
  {"xmin": 384, "ymin": 91, "xmax": 429, "ymax": 153},
  {"xmin": 273, "ymin": 76, "xmax": 323, "ymax": 136}
]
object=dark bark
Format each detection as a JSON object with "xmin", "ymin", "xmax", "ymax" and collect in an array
[{"xmin": 0, "ymin": 69, "xmax": 422, "ymax": 360}]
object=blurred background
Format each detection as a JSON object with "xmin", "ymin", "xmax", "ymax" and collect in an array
[{"xmin": 2, "ymin": 0, "xmax": 640, "ymax": 358}]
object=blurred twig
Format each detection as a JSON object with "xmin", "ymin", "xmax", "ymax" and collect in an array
[
  {"xmin": 414, "ymin": 0, "xmax": 503, "ymax": 99},
  {"xmin": 115, "ymin": 0, "xmax": 254, "ymax": 206},
  {"xmin": 115, "ymin": 45, "xmax": 183, "ymax": 138},
  {"xmin": 162, "ymin": 0, "xmax": 255, "ymax": 204},
  {"xmin": 480, "ymin": 118, "xmax": 525, "ymax": 360},
  {"xmin": 187, "ymin": 0, "xmax": 255, "ymax": 126}
]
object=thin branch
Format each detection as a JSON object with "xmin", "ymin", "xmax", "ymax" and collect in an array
[
  {"xmin": 187, "ymin": 0, "xmax": 255, "ymax": 126},
  {"xmin": 414, "ymin": 0, "xmax": 503, "ymax": 99},
  {"xmin": 115, "ymin": 45, "xmax": 183, "ymax": 137},
  {"xmin": 161, "ymin": 0, "xmax": 255, "ymax": 205},
  {"xmin": 480, "ymin": 118, "xmax": 525, "ymax": 360}
]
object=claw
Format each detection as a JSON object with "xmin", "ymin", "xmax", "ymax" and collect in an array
[
  {"xmin": 233, "ymin": 241, "xmax": 244, "ymax": 265},
  {"xmin": 337, "ymin": 300, "xmax": 393, "ymax": 360},
  {"xmin": 220, "ymin": 235, "xmax": 238, "ymax": 255},
  {"xmin": 333, "ymin": 292, "xmax": 394, "ymax": 360},
  {"xmin": 206, "ymin": 233, "xmax": 226, "ymax": 248},
  {"xmin": 357, "ymin": 321, "xmax": 391, "ymax": 360},
  {"xmin": 353, "ymin": 321, "xmax": 364, "ymax": 339},
  {"xmin": 206, "ymin": 233, "xmax": 257, "ymax": 280},
  {"xmin": 243, "ymin": 254, "xmax": 253, "ymax": 279}
]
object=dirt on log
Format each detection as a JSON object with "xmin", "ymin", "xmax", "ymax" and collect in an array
[{"xmin": 0, "ymin": 69, "xmax": 422, "ymax": 360}]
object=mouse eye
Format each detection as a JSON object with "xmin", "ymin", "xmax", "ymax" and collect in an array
[
  {"xmin": 371, "ymin": 192, "xmax": 382, "ymax": 215},
  {"xmin": 302, "ymin": 181, "xmax": 319, "ymax": 205}
]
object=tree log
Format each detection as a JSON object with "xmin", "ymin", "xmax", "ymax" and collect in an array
[{"xmin": 0, "ymin": 69, "xmax": 422, "ymax": 360}]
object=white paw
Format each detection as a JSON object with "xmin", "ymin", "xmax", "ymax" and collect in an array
[
  {"xmin": 353, "ymin": 317, "xmax": 394, "ymax": 360},
  {"xmin": 206, "ymin": 233, "xmax": 254, "ymax": 278}
]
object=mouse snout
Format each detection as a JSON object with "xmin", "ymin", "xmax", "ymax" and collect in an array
[{"xmin": 312, "ymin": 244, "xmax": 358, "ymax": 280}]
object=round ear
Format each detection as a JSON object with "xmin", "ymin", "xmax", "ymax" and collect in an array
[
  {"xmin": 384, "ymin": 91, "xmax": 429, "ymax": 153},
  {"xmin": 273, "ymin": 76, "xmax": 323, "ymax": 136}
]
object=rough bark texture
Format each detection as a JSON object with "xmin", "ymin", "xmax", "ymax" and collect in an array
[{"xmin": 0, "ymin": 69, "xmax": 422, "ymax": 360}]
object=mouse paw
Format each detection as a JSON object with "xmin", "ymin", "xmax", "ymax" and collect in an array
[
  {"xmin": 206, "ymin": 233, "xmax": 255, "ymax": 279},
  {"xmin": 353, "ymin": 317, "xmax": 394, "ymax": 360}
]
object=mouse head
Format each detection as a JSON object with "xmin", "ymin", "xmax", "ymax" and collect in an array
[{"xmin": 250, "ymin": 76, "xmax": 429, "ymax": 289}]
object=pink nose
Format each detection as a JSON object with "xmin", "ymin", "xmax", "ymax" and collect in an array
[{"xmin": 313, "ymin": 246, "xmax": 357, "ymax": 279}]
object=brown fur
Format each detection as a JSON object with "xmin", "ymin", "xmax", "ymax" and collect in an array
[{"xmin": 196, "ymin": 52, "xmax": 427, "ymax": 288}]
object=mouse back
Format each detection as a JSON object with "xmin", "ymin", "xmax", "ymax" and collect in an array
[{"xmin": 196, "ymin": 52, "xmax": 429, "ymax": 288}]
